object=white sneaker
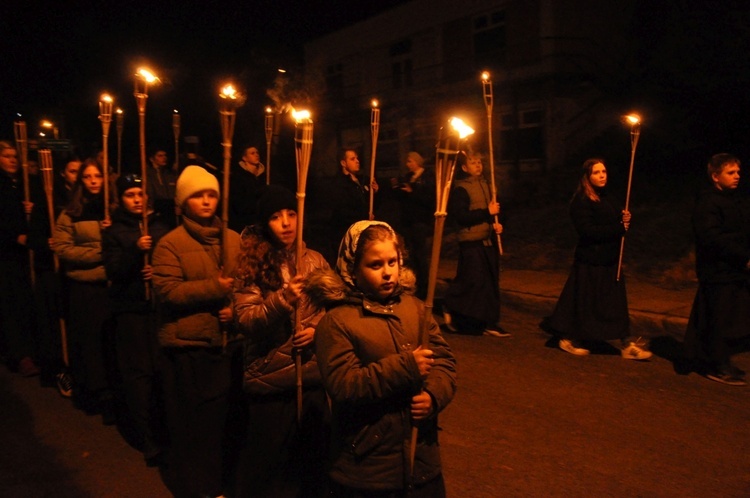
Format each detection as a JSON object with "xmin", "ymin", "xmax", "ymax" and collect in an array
[
  {"xmin": 442, "ymin": 309, "xmax": 457, "ymax": 332},
  {"xmin": 621, "ymin": 339, "xmax": 653, "ymax": 360},
  {"xmin": 559, "ymin": 339, "xmax": 590, "ymax": 356}
]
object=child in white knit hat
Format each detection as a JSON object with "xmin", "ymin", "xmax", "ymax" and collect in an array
[{"xmin": 151, "ymin": 165, "xmax": 242, "ymax": 497}]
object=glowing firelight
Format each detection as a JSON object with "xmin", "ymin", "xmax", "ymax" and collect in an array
[
  {"xmin": 136, "ymin": 68, "xmax": 159, "ymax": 84},
  {"xmin": 292, "ymin": 108, "xmax": 312, "ymax": 123},
  {"xmin": 265, "ymin": 106, "xmax": 273, "ymax": 114},
  {"xmin": 625, "ymin": 114, "xmax": 641, "ymax": 126},
  {"xmin": 220, "ymin": 84, "xmax": 239, "ymax": 100},
  {"xmin": 371, "ymin": 99, "xmax": 379, "ymax": 108},
  {"xmin": 481, "ymin": 71, "xmax": 491, "ymax": 81},
  {"xmin": 100, "ymin": 94, "xmax": 113, "ymax": 104},
  {"xmin": 116, "ymin": 108, "xmax": 123, "ymax": 115},
  {"xmin": 449, "ymin": 117, "xmax": 475, "ymax": 139}
]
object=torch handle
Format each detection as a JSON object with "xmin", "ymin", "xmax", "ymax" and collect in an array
[{"xmin": 616, "ymin": 128, "xmax": 640, "ymax": 281}]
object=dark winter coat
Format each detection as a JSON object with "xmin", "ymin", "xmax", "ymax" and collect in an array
[
  {"xmin": 692, "ymin": 186, "xmax": 750, "ymax": 284},
  {"xmin": 0, "ymin": 170, "xmax": 32, "ymax": 264},
  {"xmin": 329, "ymin": 172, "xmax": 373, "ymax": 242},
  {"xmin": 151, "ymin": 216, "xmax": 241, "ymax": 348},
  {"xmin": 307, "ymin": 269, "xmax": 457, "ymax": 491},
  {"xmin": 234, "ymin": 245, "xmax": 329, "ymax": 395},
  {"xmin": 571, "ymin": 190, "xmax": 626, "ymax": 266},
  {"xmin": 102, "ymin": 207, "xmax": 171, "ymax": 314}
]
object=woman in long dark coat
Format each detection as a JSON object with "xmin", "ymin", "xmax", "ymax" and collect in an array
[{"xmin": 542, "ymin": 158, "xmax": 652, "ymax": 360}]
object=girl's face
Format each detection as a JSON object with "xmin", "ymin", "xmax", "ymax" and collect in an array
[
  {"xmin": 81, "ymin": 165, "xmax": 103, "ymax": 195},
  {"xmin": 355, "ymin": 239, "xmax": 399, "ymax": 300},
  {"xmin": 0, "ymin": 147, "xmax": 18, "ymax": 175},
  {"xmin": 588, "ymin": 162, "xmax": 607, "ymax": 188},
  {"xmin": 406, "ymin": 157, "xmax": 420, "ymax": 172},
  {"xmin": 120, "ymin": 187, "xmax": 144, "ymax": 215},
  {"xmin": 268, "ymin": 209, "xmax": 297, "ymax": 249},
  {"xmin": 184, "ymin": 190, "xmax": 219, "ymax": 221}
]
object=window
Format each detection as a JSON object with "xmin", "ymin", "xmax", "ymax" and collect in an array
[
  {"xmin": 473, "ymin": 10, "xmax": 506, "ymax": 70},
  {"xmin": 326, "ymin": 63, "xmax": 343, "ymax": 94},
  {"xmin": 500, "ymin": 108, "xmax": 544, "ymax": 161},
  {"xmin": 390, "ymin": 39, "xmax": 413, "ymax": 89}
]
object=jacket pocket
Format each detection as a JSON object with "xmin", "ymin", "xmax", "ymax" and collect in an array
[{"xmin": 350, "ymin": 416, "xmax": 392, "ymax": 458}]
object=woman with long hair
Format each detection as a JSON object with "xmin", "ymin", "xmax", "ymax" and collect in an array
[
  {"xmin": 233, "ymin": 184, "xmax": 330, "ymax": 497},
  {"xmin": 542, "ymin": 158, "xmax": 652, "ymax": 360},
  {"xmin": 52, "ymin": 158, "xmax": 116, "ymax": 421}
]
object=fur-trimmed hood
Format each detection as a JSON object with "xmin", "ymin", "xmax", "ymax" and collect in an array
[{"xmin": 304, "ymin": 267, "xmax": 416, "ymax": 310}]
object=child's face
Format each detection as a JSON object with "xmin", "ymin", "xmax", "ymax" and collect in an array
[
  {"xmin": 463, "ymin": 156, "xmax": 483, "ymax": 176},
  {"xmin": 712, "ymin": 162, "xmax": 740, "ymax": 190},
  {"xmin": 80, "ymin": 165, "xmax": 103, "ymax": 195},
  {"xmin": 185, "ymin": 190, "xmax": 219, "ymax": 221},
  {"xmin": 355, "ymin": 239, "xmax": 399, "ymax": 300},
  {"xmin": 121, "ymin": 187, "xmax": 144, "ymax": 215},
  {"xmin": 268, "ymin": 209, "xmax": 297, "ymax": 249}
]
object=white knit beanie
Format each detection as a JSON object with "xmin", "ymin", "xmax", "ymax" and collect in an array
[{"xmin": 175, "ymin": 165, "xmax": 220, "ymax": 207}]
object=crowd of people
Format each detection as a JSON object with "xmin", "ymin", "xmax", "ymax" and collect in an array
[{"xmin": 1, "ymin": 134, "xmax": 748, "ymax": 497}]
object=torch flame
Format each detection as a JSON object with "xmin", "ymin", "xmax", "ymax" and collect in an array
[
  {"xmin": 625, "ymin": 114, "xmax": 641, "ymax": 126},
  {"xmin": 292, "ymin": 108, "xmax": 312, "ymax": 123},
  {"xmin": 116, "ymin": 108, "xmax": 123, "ymax": 115},
  {"xmin": 371, "ymin": 99, "xmax": 379, "ymax": 108},
  {"xmin": 136, "ymin": 68, "xmax": 159, "ymax": 83},
  {"xmin": 220, "ymin": 84, "xmax": 239, "ymax": 100},
  {"xmin": 100, "ymin": 93, "xmax": 113, "ymax": 103},
  {"xmin": 481, "ymin": 71, "xmax": 491, "ymax": 81},
  {"xmin": 266, "ymin": 106, "xmax": 273, "ymax": 114},
  {"xmin": 450, "ymin": 117, "xmax": 475, "ymax": 139},
  {"xmin": 41, "ymin": 120, "xmax": 54, "ymax": 129}
]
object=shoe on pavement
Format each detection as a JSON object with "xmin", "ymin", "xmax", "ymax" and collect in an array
[
  {"xmin": 442, "ymin": 309, "xmax": 457, "ymax": 332},
  {"xmin": 18, "ymin": 356, "xmax": 40, "ymax": 377},
  {"xmin": 56, "ymin": 372, "xmax": 73, "ymax": 398},
  {"xmin": 706, "ymin": 371, "xmax": 747, "ymax": 386},
  {"xmin": 559, "ymin": 339, "xmax": 589, "ymax": 356},
  {"xmin": 621, "ymin": 339, "xmax": 653, "ymax": 361},
  {"xmin": 484, "ymin": 326, "xmax": 511, "ymax": 338}
]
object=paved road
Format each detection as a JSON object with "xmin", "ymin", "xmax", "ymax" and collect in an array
[{"xmin": 2, "ymin": 305, "xmax": 749, "ymax": 497}]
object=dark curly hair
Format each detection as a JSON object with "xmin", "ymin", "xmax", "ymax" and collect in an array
[{"xmin": 236, "ymin": 224, "xmax": 295, "ymax": 293}]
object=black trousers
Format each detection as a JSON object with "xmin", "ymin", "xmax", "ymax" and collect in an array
[{"xmin": 161, "ymin": 343, "xmax": 243, "ymax": 497}]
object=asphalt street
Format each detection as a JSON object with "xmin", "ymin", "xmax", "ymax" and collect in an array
[{"xmin": 1, "ymin": 304, "xmax": 749, "ymax": 497}]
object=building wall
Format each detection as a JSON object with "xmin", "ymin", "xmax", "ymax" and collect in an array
[{"xmin": 304, "ymin": 0, "xmax": 636, "ymax": 200}]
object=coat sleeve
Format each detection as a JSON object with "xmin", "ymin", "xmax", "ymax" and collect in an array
[
  {"xmin": 51, "ymin": 213, "xmax": 102, "ymax": 265},
  {"xmin": 693, "ymin": 195, "xmax": 750, "ymax": 269},
  {"xmin": 234, "ymin": 284, "xmax": 294, "ymax": 340},
  {"xmin": 315, "ymin": 311, "xmax": 424, "ymax": 405},
  {"xmin": 151, "ymin": 238, "xmax": 227, "ymax": 308},
  {"xmin": 422, "ymin": 313, "xmax": 458, "ymax": 414}
]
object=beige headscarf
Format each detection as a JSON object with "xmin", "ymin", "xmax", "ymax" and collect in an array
[{"xmin": 335, "ymin": 220, "xmax": 404, "ymax": 288}]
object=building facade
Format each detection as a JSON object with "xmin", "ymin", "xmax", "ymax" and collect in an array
[{"xmin": 304, "ymin": 0, "xmax": 637, "ymax": 199}]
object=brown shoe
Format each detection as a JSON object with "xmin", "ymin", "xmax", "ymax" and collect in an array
[{"xmin": 18, "ymin": 356, "xmax": 40, "ymax": 377}]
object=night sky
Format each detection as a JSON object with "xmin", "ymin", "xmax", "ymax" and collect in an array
[
  {"xmin": 3, "ymin": 1, "xmax": 750, "ymax": 172},
  {"xmin": 2, "ymin": 1, "xmax": 409, "ymax": 163}
]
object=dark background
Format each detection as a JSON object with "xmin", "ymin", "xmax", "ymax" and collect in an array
[{"xmin": 3, "ymin": 1, "xmax": 750, "ymax": 179}]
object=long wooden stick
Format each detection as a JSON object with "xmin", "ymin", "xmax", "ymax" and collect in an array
[
  {"xmin": 13, "ymin": 121, "xmax": 35, "ymax": 288},
  {"xmin": 410, "ymin": 123, "xmax": 470, "ymax": 476},
  {"xmin": 265, "ymin": 108, "xmax": 274, "ymax": 185},
  {"xmin": 38, "ymin": 150, "xmax": 69, "ymax": 367},
  {"xmin": 616, "ymin": 120, "xmax": 640, "ymax": 281},
  {"xmin": 219, "ymin": 85, "xmax": 243, "ymax": 351},
  {"xmin": 369, "ymin": 100, "xmax": 380, "ymax": 220},
  {"xmin": 116, "ymin": 109, "xmax": 123, "ymax": 177},
  {"xmin": 135, "ymin": 88, "xmax": 151, "ymax": 300},
  {"xmin": 481, "ymin": 72, "xmax": 503, "ymax": 255},
  {"xmin": 99, "ymin": 94, "xmax": 113, "ymax": 222},
  {"xmin": 172, "ymin": 111, "xmax": 181, "ymax": 171},
  {"xmin": 293, "ymin": 114, "xmax": 313, "ymax": 425}
]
